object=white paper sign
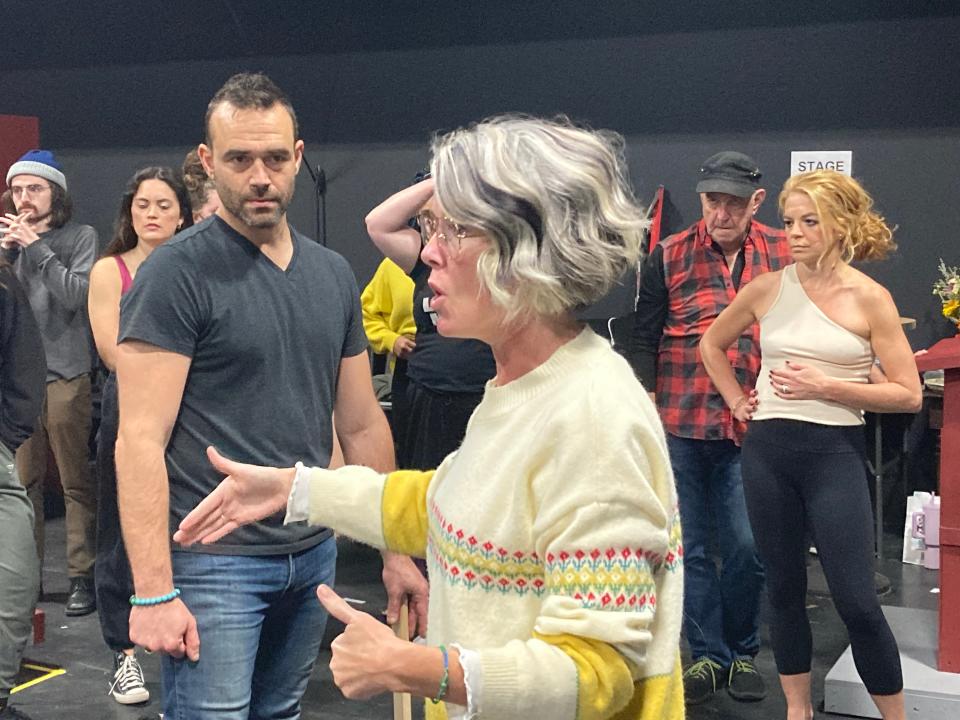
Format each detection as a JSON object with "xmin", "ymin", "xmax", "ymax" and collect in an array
[{"xmin": 790, "ymin": 151, "xmax": 852, "ymax": 176}]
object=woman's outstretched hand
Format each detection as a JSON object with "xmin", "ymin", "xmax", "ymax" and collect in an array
[{"xmin": 173, "ymin": 446, "xmax": 296, "ymax": 546}]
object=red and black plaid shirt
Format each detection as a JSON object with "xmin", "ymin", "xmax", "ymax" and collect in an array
[{"xmin": 629, "ymin": 219, "xmax": 790, "ymax": 442}]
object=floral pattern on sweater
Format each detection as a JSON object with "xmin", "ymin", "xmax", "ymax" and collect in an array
[
  {"xmin": 428, "ymin": 500, "xmax": 683, "ymax": 610},
  {"xmin": 663, "ymin": 508, "xmax": 683, "ymax": 573},
  {"xmin": 428, "ymin": 500, "xmax": 546, "ymax": 597}
]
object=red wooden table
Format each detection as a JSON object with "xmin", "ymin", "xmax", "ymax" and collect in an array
[{"xmin": 916, "ymin": 336, "xmax": 960, "ymax": 673}]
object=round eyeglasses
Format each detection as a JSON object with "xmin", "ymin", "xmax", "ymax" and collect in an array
[
  {"xmin": 417, "ymin": 210, "xmax": 482, "ymax": 256},
  {"xmin": 10, "ymin": 183, "xmax": 51, "ymax": 198}
]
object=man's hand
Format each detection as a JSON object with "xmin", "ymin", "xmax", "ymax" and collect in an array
[
  {"xmin": 0, "ymin": 212, "xmax": 39, "ymax": 248},
  {"xmin": 173, "ymin": 446, "xmax": 295, "ymax": 546},
  {"xmin": 317, "ymin": 584, "xmax": 406, "ymax": 699},
  {"xmin": 128, "ymin": 599, "xmax": 200, "ymax": 661},
  {"xmin": 381, "ymin": 551, "xmax": 428, "ymax": 638},
  {"xmin": 392, "ymin": 334, "xmax": 416, "ymax": 359}
]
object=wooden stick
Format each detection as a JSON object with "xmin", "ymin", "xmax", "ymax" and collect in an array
[{"xmin": 392, "ymin": 599, "xmax": 413, "ymax": 720}]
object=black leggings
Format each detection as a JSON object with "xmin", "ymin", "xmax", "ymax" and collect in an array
[
  {"xmin": 94, "ymin": 373, "xmax": 135, "ymax": 652},
  {"xmin": 741, "ymin": 419, "xmax": 902, "ymax": 696}
]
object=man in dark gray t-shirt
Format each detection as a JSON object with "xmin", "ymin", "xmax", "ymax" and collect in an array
[
  {"xmin": 115, "ymin": 73, "xmax": 428, "ymax": 720},
  {"xmin": 120, "ymin": 217, "xmax": 364, "ymax": 552}
]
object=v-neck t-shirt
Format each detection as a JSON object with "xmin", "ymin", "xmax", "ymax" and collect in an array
[{"xmin": 119, "ymin": 215, "xmax": 367, "ymax": 554}]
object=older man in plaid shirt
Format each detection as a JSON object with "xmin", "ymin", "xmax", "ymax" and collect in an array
[{"xmin": 629, "ymin": 151, "xmax": 791, "ymax": 708}]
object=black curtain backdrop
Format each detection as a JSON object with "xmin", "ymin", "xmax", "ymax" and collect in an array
[{"xmin": 2, "ymin": 12, "xmax": 958, "ymax": 347}]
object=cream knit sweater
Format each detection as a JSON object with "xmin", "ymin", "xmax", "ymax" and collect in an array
[{"xmin": 305, "ymin": 328, "xmax": 684, "ymax": 719}]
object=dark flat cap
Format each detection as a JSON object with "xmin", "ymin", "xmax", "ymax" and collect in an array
[{"xmin": 696, "ymin": 151, "xmax": 762, "ymax": 198}]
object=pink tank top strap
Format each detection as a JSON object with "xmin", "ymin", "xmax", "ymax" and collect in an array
[{"xmin": 114, "ymin": 255, "xmax": 134, "ymax": 295}]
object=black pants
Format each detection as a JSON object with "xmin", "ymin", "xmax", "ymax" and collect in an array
[
  {"xmin": 94, "ymin": 373, "xmax": 134, "ymax": 653},
  {"xmin": 389, "ymin": 359, "xmax": 409, "ymax": 452},
  {"xmin": 397, "ymin": 378, "xmax": 483, "ymax": 471},
  {"xmin": 741, "ymin": 419, "xmax": 902, "ymax": 696}
]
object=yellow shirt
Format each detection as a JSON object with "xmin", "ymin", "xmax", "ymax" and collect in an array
[{"xmin": 360, "ymin": 258, "xmax": 415, "ymax": 368}]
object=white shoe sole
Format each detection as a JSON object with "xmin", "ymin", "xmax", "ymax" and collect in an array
[{"xmin": 112, "ymin": 687, "xmax": 150, "ymax": 705}]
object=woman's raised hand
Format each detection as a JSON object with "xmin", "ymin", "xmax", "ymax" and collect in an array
[{"xmin": 173, "ymin": 446, "xmax": 295, "ymax": 546}]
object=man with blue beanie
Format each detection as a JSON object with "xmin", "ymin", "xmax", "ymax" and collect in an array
[{"xmin": 1, "ymin": 149, "xmax": 99, "ymax": 616}]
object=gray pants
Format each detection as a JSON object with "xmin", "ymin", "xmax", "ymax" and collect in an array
[{"xmin": 0, "ymin": 442, "xmax": 40, "ymax": 700}]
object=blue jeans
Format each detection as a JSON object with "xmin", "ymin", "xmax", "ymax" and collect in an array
[
  {"xmin": 667, "ymin": 434, "xmax": 763, "ymax": 666},
  {"xmin": 162, "ymin": 536, "xmax": 336, "ymax": 719}
]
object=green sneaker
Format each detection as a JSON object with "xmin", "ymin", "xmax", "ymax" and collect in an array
[{"xmin": 683, "ymin": 657, "xmax": 726, "ymax": 705}]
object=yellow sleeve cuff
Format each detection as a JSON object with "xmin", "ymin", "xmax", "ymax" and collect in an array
[
  {"xmin": 533, "ymin": 633, "xmax": 684, "ymax": 720},
  {"xmin": 533, "ymin": 632, "xmax": 634, "ymax": 720},
  {"xmin": 381, "ymin": 469, "xmax": 434, "ymax": 557}
]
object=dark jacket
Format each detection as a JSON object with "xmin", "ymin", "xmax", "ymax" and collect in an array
[{"xmin": 0, "ymin": 264, "xmax": 46, "ymax": 452}]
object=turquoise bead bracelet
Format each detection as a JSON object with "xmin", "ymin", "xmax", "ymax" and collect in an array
[
  {"xmin": 129, "ymin": 588, "xmax": 181, "ymax": 606},
  {"xmin": 430, "ymin": 644, "xmax": 450, "ymax": 704}
]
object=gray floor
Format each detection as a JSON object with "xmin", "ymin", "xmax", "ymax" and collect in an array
[{"xmin": 11, "ymin": 519, "xmax": 941, "ymax": 719}]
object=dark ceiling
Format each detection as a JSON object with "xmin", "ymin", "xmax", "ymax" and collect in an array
[{"xmin": 2, "ymin": 0, "xmax": 957, "ymax": 72}]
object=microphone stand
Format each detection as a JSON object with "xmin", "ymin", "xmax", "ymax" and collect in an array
[{"xmin": 301, "ymin": 151, "xmax": 327, "ymax": 246}]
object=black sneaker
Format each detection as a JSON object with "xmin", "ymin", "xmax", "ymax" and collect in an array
[
  {"xmin": 65, "ymin": 577, "xmax": 96, "ymax": 616},
  {"xmin": 727, "ymin": 657, "xmax": 766, "ymax": 701},
  {"xmin": 0, "ymin": 702, "xmax": 35, "ymax": 719},
  {"xmin": 683, "ymin": 657, "xmax": 726, "ymax": 705},
  {"xmin": 109, "ymin": 651, "xmax": 150, "ymax": 705}
]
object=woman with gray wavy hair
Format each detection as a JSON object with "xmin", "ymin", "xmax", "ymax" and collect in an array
[
  {"xmin": 430, "ymin": 115, "xmax": 647, "ymax": 320},
  {"xmin": 175, "ymin": 115, "xmax": 685, "ymax": 720}
]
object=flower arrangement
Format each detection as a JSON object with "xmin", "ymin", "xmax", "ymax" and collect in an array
[{"xmin": 933, "ymin": 258, "xmax": 960, "ymax": 324}]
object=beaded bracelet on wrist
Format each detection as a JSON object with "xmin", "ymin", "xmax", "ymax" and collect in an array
[
  {"xmin": 129, "ymin": 588, "xmax": 181, "ymax": 606},
  {"xmin": 430, "ymin": 644, "xmax": 450, "ymax": 704}
]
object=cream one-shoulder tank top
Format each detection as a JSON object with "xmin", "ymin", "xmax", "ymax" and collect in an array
[{"xmin": 753, "ymin": 264, "xmax": 873, "ymax": 426}]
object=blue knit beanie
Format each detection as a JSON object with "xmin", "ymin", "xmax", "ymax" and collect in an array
[{"xmin": 6, "ymin": 149, "xmax": 67, "ymax": 191}]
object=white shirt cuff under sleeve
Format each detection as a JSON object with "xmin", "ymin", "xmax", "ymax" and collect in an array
[
  {"xmin": 445, "ymin": 643, "xmax": 482, "ymax": 719},
  {"xmin": 283, "ymin": 461, "xmax": 311, "ymax": 524}
]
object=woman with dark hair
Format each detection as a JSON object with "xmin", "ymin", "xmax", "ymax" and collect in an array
[
  {"xmin": 88, "ymin": 166, "xmax": 192, "ymax": 705},
  {"xmin": 365, "ymin": 175, "xmax": 495, "ymax": 471}
]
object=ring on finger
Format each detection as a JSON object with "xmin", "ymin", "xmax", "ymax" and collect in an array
[{"xmin": 781, "ymin": 383, "xmax": 789, "ymax": 394}]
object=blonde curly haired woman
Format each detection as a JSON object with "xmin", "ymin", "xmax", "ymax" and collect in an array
[{"xmin": 702, "ymin": 170, "xmax": 921, "ymax": 720}]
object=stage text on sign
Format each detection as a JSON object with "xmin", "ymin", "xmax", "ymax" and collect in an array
[{"xmin": 790, "ymin": 150, "xmax": 853, "ymax": 176}]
